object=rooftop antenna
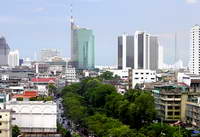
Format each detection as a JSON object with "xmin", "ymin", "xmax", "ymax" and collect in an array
[{"xmin": 70, "ymin": 4, "xmax": 74, "ymax": 23}]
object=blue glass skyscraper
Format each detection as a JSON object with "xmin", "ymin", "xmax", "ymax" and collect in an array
[{"xmin": 70, "ymin": 16, "xmax": 95, "ymax": 70}]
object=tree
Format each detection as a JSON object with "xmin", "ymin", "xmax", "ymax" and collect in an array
[
  {"xmin": 108, "ymin": 125, "xmax": 136, "ymax": 137},
  {"xmin": 88, "ymin": 84, "xmax": 117, "ymax": 107},
  {"xmin": 99, "ymin": 71, "xmax": 115, "ymax": 80},
  {"xmin": 48, "ymin": 83, "xmax": 57, "ymax": 96},
  {"xmin": 57, "ymin": 123, "xmax": 70, "ymax": 137},
  {"xmin": 12, "ymin": 125, "xmax": 20, "ymax": 137}
]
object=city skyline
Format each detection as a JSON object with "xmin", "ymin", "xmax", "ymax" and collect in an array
[{"xmin": 0, "ymin": 0, "xmax": 200, "ymax": 65}]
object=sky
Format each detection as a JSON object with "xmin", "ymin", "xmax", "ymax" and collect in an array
[{"xmin": 0, "ymin": 0, "xmax": 200, "ymax": 66}]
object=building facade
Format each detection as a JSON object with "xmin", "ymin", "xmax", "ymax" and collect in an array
[
  {"xmin": 5, "ymin": 101, "xmax": 57, "ymax": 133},
  {"xmin": 71, "ymin": 17, "xmax": 95, "ymax": 70},
  {"xmin": 118, "ymin": 34, "xmax": 134, "ymax": 69},
  {"xmin": 8, "ymin": 50, "xmax": 19, "ymax": 68},
  {"xmin": 186, "ymin": 97, "xmax": 200, "ymax": 128},
  {"xmin": 189, "ymin": 25, "xmax": 200, "ymax": 75},
  {"xmin": 128, "ymin": 69, "xmax": 156, "ymax": 88},
  {"xmin": 118, "ymin": 32, "xmax": 159, "ymax": 70},
  {"xmin": 152, "ymin": 85, "xmax": 189, "ymax": 122},
  {"xmin": 0, "ymin": 36, "xmax": 10, "ymax": 66},
  {"xmin": 0, "ymin": 109, "xmax": 13, "ymax": 137}
]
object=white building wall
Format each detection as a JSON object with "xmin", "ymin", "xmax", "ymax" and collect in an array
[
  {"xmin": 131, "ymin": 69, "xmax": 156, "ymax": 88},
  {"xmin": 109, "ymin": 68, "xmax": 130, "ymax": 80},
  {"xmin": 8, "ymin": 50, "xmax": 19, "ymax": 68},
  {"xmin": 5, "ymin": 101, "xmax": 57, "ymax": 133}
]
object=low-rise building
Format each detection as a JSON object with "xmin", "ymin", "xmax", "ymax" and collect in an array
[
  {"xmin": 129, "ymin": 69, "xmax": 156, "ymax": 88},
  {"xmin": 5, "ymin": 101, "xmax": 57, "ymax": 134},
  {"xmin": 0, "ymin": 109, "xmax": 13, "ymax": 137},
  {"xmin": 152, "ymin": 84, "xmax": 189, "ymax": 122},
  {"xmin": 186, "ymin": 97, "xmax": 200, "ymax": 128}
]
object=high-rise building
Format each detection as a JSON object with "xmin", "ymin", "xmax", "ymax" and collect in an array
[
  {"xmin": 149, "ymin": 36, "xmax": 159, "ymax": 70},
  {"xmin": 70, "ymin": 15, "xmax": 95, "ymax": 70},
  {"xmin": 189, "ymin": 25, "xmax": 200, "ymax": 75},
  {"xmin": 40, "ymin": 49, "xmax": 60, "ymax": 61},
  {"xmin": 118, "ymin": 31, "xmax": 159, "ymax": 70},
  {"xmin": 8, "ymin": 50, "xmax": 19, "ymax": 68},
  {"xmin": 118, "ymin": 34, "xmax": 134, "ymax": 69},
  {"xmin": 134, "ymin": 31, "xmax": 151, "ymax": 69},
  {"xmin": 0, "ymin": 36, "xmax": 10, "ymax": 66}
]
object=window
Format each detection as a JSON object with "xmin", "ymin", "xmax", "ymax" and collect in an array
[
  {"xmin": 168, "ymin": 112, "xmax": 173, "ymax": 115},
  {"xmin": 175, "ymin": 106, "xmax": 180, "ymax": 110},
  {"xmin": 168, "ymin": 106, "xmax": 173, "ymax": 109},
  {"xmin": 0, "ymin": 122, "xmax": 1, "ymax": 125},
  {"xmin": 0, "ymin": 115, "xmax": 2, "ymax": 119},
  {"xmin": 0, "ymin": 130, "xmax": 1, "ymax": 134},
  {"xmin": 175, "ymin": 112, "xmax": 180, "ymax": 115}
]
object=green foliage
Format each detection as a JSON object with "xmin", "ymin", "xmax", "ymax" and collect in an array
[
  {"xmin": 139, "ymin": 123, "xmax": 189, "ymax": 137},
  {"xmin": 85, "ymin": 113, "xmax": 135, "ymax": 137},
  {"xmin": 16, "ymin": 97, "xmax": 23, "ymax": 101},
  {"xmin": 57, "ymin": 123, "xmax": 70, "ymax": 137},
  {"xmin": 29, "ymin": 96, "xmax": 53, "ymax": 101},
  {"xmin": 99, "ymin": 71, "xmax": 120, "ymax": 80},
  {"xmin": 61, "ymin": 79, "xmax": 189, "ymax": 137},
  {"xmin": 12, "ymin": 125, "xmax": 21, "ymax": 137},
  {"xmin": 62, "ymin": 92, "xmax": 87, "ymax": 124},
  {"xmin": 48, "ymin": 83, "xmax": 57, "ymax": 96}
]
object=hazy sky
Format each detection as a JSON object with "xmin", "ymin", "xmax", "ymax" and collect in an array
[{"xmin": 0, "ymin": 0, "xmax": 200, "ymax": 66}]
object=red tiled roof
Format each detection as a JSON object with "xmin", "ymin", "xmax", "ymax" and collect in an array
[
  {"xmin": 13, "ymin": 91, "xmax": 38, "ymax": 99},
  {"xmin": 31, "ymin": 78, "xmax": 56, "ymax": 83}
]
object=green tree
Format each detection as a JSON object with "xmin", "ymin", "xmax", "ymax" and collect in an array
[
  {"xmin": 48, "ymin": 83, "xmax": 57, "ymax": 96},
  {"xmin": 57, "ymin": 123, "xmax": 70, "ymax": 137},
  {"xmin": 99, "ymin": 71, "xmax": 116, "ymax": 80},
  {"xmin": 108, "ymin": 125, "xmax": 136, "ymax": 137},
  {"xmin": 88, "ymin": 84, "xmax": 117, "ymax": 107},
  {"xmin": 12, "ymin": 125, "xmax": 21, "ymax": 137}
]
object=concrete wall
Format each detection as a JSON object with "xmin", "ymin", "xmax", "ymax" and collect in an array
[{"xmin": 5, "ymin": 101, "xmax": 57, "ymax": 133}]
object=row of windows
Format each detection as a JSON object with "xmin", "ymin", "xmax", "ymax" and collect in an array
[
  {"xmin": 168, "ymin": 112, "xmax": 180, "ymax": 115},
  {"xmin": 135, "ymin": 72, "xmax": 155, "ymax": 75}
]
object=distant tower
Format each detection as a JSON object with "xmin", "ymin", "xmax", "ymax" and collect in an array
[
  {"xmin": 189, "ymin": 25, "xmax": 200, "ymax": 74},
  {"xmin": 8, "ymin": 50, "xmax": 20, "ymax": 68},
  {"xmin": 0, "ymin": 36, "xmax": 10, "ymax": 66},
  {"xmin": 70, "ymin": 5, "xmax": 95, "ymax": 70}
]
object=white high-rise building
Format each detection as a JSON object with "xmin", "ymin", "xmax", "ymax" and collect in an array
[
  {"xmin": 118, "ymin": 32, "xmax": 159, "ymax": 70},
  {"xmin": 8, "ymin": 50, "xmax": 19, "ymax": 67},
  {"xmin": 189, "ymin": 25, "xmax": 200, "ymax": 75},
  {"xmin": 134, "ymin": 31, "xmax": 159, "ymax": 70},
  {"xmin": 118, "ymin": 34, "xmax": 134, "ymax": 69}
]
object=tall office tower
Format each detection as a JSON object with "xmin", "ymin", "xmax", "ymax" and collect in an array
[
  {"xmin": 134, "ymin": 31, "xmax": 151, "ymax": 69},
  {"xmin": 118, "ymin": 31, "xmax": 159, "ymax": 70},
  {"xmin": 0, "ymin": 36, "xmax": 10, "ymax": 66},
  {"xmin": 70, "ymin": 14, "xmax": 95, "ymax": 70},
  {"xmin": 8, "ymin": 50, "xmax": 19, "ymax": 67},
  {"xmin": 149, "ymin": 36, "xmax": 159, "ymax": 70},
  {"xmin": 40, "ymin": 49, "xmax": 60, "ymax": 61},
  {"xmin": 189, "ymin": 25, "xmax": 200, "ymax": 75},
  {"xmin": 118, "ymin": 34, "xmax": 134, "ymax": 69}
]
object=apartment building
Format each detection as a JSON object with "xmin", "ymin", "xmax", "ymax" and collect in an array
[
  {"xmin": 152, "ymin": 84, "xmax": 189, "ymax": 122},
  {"xmin": 0, "ymin": 109, "xmax": 13, "ymax": 137},
  {"xmin": 186, "ymin": 97, "xmax": 200, "ymax": 128}
]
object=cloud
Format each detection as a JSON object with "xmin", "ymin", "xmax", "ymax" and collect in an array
[{"xmin": 185, "ymin": 0, "xmax": 199, "ymax": 4}]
